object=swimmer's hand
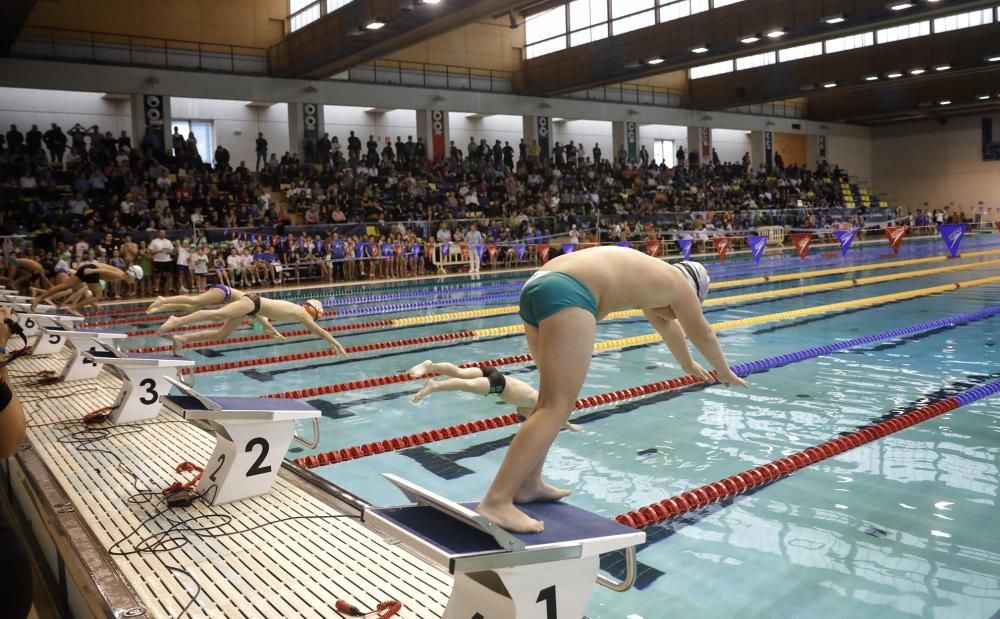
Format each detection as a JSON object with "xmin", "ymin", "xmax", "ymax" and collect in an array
[
  {"xmin": 682, "ymin": 362, "xmax": 715, "ymax": 384},
  {"xmin": 718, "ymin": 369, "xmax": 749, "ymax": 388}
]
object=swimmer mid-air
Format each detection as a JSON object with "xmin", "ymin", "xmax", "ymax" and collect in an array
[
  {"xmin": 409, "ymin": 360, "xmax": 582, "ymax": 432},
  {"xmin": 476, "ymin": 246, "xmax": 748, "ymax": 533},
  {"xmin": 146, "ymin": 283, "xmax": 246, "ymax": 314},
  {"xmin": 159, "ymin": 294, "xmax": 346, "ymax": 357}
]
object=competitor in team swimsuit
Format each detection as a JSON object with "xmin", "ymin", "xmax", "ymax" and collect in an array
[
  {"xmin": 31, "ymin": 264, "xmax": 142, "ymax": 315},
  {"xmin": 146, "ymin": 283, "xmax": 245, "ymax": 314}
]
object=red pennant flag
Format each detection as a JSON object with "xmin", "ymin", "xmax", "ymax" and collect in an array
[
  {"xmin": 790, "ymin": 232, "xmax": 812, "ymax": 260},
  {"xmin": 460, "ymin": 245, "xmax": 469, "ymax": 260},
  {"xmin": 486, "ymin": 243, "xmax": 497, "ymax": 260},
  {"xmin": 425, "ymin": 243, "xmax": 435, "ymax": 259},
  {"xmin": 712, "ymin": 237, "xmax": 730, "ymax": 262},
  {"xmin": 885, "ymin": 226, "xmax": 908, "ymax": 255},
  {"xmin": 538, "ymin": 244, "xmax": 550, "ymax": 264},
  {"xmin": 646, "ymin": 239, "xmax": 661, "ymax": 257},
  {"xmin": 994, "ymin": 221, "xmax": 1000, "ymax": 233}
]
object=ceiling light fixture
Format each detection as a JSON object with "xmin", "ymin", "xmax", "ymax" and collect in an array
[
  {"xmin": 938, "ymin": 100, "xmax": 951, "ymax": 105},
  {"xmin": 690, "ymin": 45, "xmax": 709, "ymax": 54},
  {"xmin": 766, "ymin": 29, "xmax": 787, "ymax": 38},
  {"xmin": 823, "ymin": 14, "xmax": 847, "ymax": 24},
  {"xmin": 977, "ymin": 94, "xmax": 991, "ymax": 100},
  {"xmin": 740, "ymin": 34, "xmax": 761, "ymax": 44},
  {"xmin": 887, "ymin": 1, "xmax": 914, "ymax": 11},
  {"xmin": 886, "ymin": 71, "xmax": 903, "ymax": 78},
  {"xmin": 934, "ymin": 64, "xmax": 951, "ymax": 71},
  {"xmin": 364, "ymin": 18, "xmax": 387, "ymax": 30},
  {"xmin": 864, "ymin": 74, "xmax": 879, "ymax": 81},
  {"xmin": 823, "ymin": 82, "xmax": 837, "ymax": 88},
  {"xmin": 909, "ymin": 67, "xmax": 926, "ymax": 75},
  {"xmin": 645, "ymin": 56, "xmax": 665, "ymax": 65},
  {"xmin": 987, "ymin": 55, "xmax": 1000, "ymax": 63}
]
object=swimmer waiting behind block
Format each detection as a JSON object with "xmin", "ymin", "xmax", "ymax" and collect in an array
[
  {"xmin": 146, "ymin": 283, "xmax": 245, "ymax": 314},
  {"xmin": 409, "ymin": 360, "xmax": 581, "ymax": 432},
  {"xmin": 159, "ymin": 294, "xmax": 346, "ymax": 357},
  {"xmin": 476, "ymin": 246, "xmax": 748, "ymax": 534}
]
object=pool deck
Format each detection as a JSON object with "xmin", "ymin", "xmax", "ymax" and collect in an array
[{"xmin": 6, "ymin": 347, "xmax": 452, "ymax": 618}]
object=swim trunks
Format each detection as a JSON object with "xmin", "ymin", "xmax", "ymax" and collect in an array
[
  {"xmin": 245, "ymin": 293, "xmax": 261, "ymax": 317},
  {"xmin": 480, "ymin": 366, "xmax": 506, "ymax": 396},
  {"xmin": 75, "ymin": 263, "xmax": 100, "ymax": 284},
  {"xmin": 211, "ymin": 284, "xmax": 232, "ymax": 302},
  {"xmin": 519, "ymin": 271, "xmax": 598, "ymax": 328}
]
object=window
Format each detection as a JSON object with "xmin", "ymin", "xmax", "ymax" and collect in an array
[
  {"xmin": 824, "ymin": 31, "xmax": 874, "ymax": 54},
  {"xmin": 170, "ymin": 119, "xmax": 213, "ymax": 164},
  {"xmin": 611, "ymin": 0, "xmax": 653, "ymax": 19},
  {"xmin": 690, "ymin": 59, "xmax": 734, "ymax": 79},
  {"xmin": 612, "ymin": 10, "xmax": 655, "ymax": 35},
  {"xmin": 660, "ymin": 0, "xmax": 709, "ymax": 22},
  {"xmin": 570, "ymin": 24, "xmax": 609, "ymax": 46},
  {"xmin": 876, "ymin": 20, "xmax": 930, "ymax": 44},
  {"xmin": 653, "ymin": 139, "xmax": 675, "ymax": 167},
  {"xmin": 933, "ymin": 8, "xmax": 993, "ymax": 33},
  {"xmin": 712, "ymin": 0, "xmax": 746, "ymax": 7},
  {"xmin": 326, "ymin": 0, "xmax": 352, "ymax": 11},
  {"xmin": 526, "ymin": 6, "xmax": 567, "ymax": 45},
  {"xmin": 290, "ymin": 3, "xmax": 320, "ymax": 32},
  {"xmin": 569, "ymin": 0, "xmax": 608, "ymax": 30},
  {"xmin": 290, "ymin": 0, "xmax": 313, "ymax": 13},
  {"xmin": 736, "ymin": 50, "xmax": 775, "ymax": 71},
  {"xmin": 779, "ymin": 41, "xmax": 822, "ymax": 62},
  {"xmin": 526, "ymin": 37, "xmax": 567, "ymax": 59}
]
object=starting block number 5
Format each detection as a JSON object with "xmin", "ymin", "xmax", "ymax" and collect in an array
[{"xmin": 197, "ymin": 422, "xmax": 294, "ymax": 504}]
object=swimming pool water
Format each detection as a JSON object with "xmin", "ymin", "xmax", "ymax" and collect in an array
[{"xmin": 104, "ymin": 238, "xmax": 1000, "ymax": 619}]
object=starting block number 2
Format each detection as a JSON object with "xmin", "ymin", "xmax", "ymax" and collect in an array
[
  {"xmin": 206, "ymin": 438, "xmax": 272, "ymax": 483},
  {"xmin": 197, "ymin": 421, "xmax": 293, "ymax": 504}
]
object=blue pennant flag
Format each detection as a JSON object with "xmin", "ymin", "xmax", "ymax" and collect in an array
[
  {"xmin": 515, "ymin": 244, "xmax": 526, "ymax": 260},
  {"xmin": 441, "ymin": 243, "xmax": 449, "ymax": 257},
  {"xmin": 938, "ymin": 223, "xmax": 966, "ymax": 257},
  {"xmin": 412, "ymin": 243, "xmax": 421, "ymax": 256},
  {"xmin": 832, "ymin": 228, "xmax": 857, "ymax": 257},
  {"xmin": 615, "ymin": 241, "xmax": 631, "ymax": 248},
  {"xmin": 475, "ymin": 244, "xmax": 485, "ymax": 259},
  {"xmin": 677, "ymin": 239, "xmax": 693, "ymax": 261},
  {"xmin": 748, "ymin": 235, "xmax": 768, "ymax": 264},
  {"xmin": 562, "ymin": 243, "xmax": 575, "ymax": 254}
]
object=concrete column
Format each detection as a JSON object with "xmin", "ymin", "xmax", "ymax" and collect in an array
[
  {"xmin": 288, "ymin": 102, "xmax": 324, "ymax": 162},
  {"xmin": 806, "ymin": 134, "xmax": 827, "ymax": 169},
  {"xmin": 416, "ymin": 109, "xmax": 449, "ymax": 161},
  {"xmin": 131, "ymin": 93, "xmax": 170, "ymax": 159},
  {"xmin": 688, "ymin": 126, "xmax": 711, "ymax": 166},
  {"xmin": 749, "ymin": 130, "xmax": 773, "ymax": 172},
  {"xmin": 612, "ymin": 121, "xmax": 627, "ymax": 162}
]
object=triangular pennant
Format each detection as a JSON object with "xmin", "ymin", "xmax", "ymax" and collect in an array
[
  {"xmin": 441, "ymin": 243, "xmax": 450, "ymax": 257},
  {"xmin": 884, "ymin": 226, "xmax": 908, "ymax": 255},
  {"xmin": 486, "ymin": 243, "xmax": 497, "ymax": 260},
  {"xmin": 562, "ymin": 243, "xmax": 575, "ymax": 254},
  {"xmin": 677, "ymin": 239, "xmax": 693, "ymax": 260},
  {"xmin": 538, "ymin": 244, "xmax": 551, "ymax": 264},
  {"xmin": 645, "ymin": 240, "xmax": 661, "ymax": 257},
  {"xmin": 748, "ymin": 235, "xmax": 768, "ymax": 264},
  {"xmin": 790, "ymin": 232, "xmax": 812, "ymax": 259},
  {"xmin": 615, "ymin": 241, "xmax": 631, "ymax": 248},
  {"xmin": 832, "ymin": 228, "xmax": 857, "ymax": 257},
  {"xmin": 460, "ymin": 245, "xmax": 469, "ymax": 260},
  {"xmin": 938, "ymin": 223, "xmax": 966, "ymax": 257},
  {"xmin": 711, "ymin": 237, "xmax": 730, "ymax": 262},
  {"xmin": 475, "ymin": 244, "xmax": 485, "ymax": 259},
  {"xmin": 995, "ymin": 221, "xmax": 1000, "ymax": 233},
  {"xmin": 515, "ymin": 244, "xmax": 526, "ymax": 260}
]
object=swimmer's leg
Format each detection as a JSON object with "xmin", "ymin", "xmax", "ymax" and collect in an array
[
  {"xmin": 158, "ymin": 305, "xmax": 240, "ymax": 333},
  {"xmin": 171, "ymin": 317, "xmax": 242, "ymax": 350},
  {"xmin": 411, "ymin": 377, "xmax": 490, "ymax": 403},
  {"xmin": 409, "ymin": 360, "xmax": 483, "ymax": 379},
  {"xmin": 477, "ymin": 308, "xmax": 595, "ymax": 533}
]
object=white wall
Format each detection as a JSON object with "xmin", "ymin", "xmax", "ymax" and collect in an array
[
  {"xmin": 325, "ymin": 105, "xmax": 417, "ymax": 149},
  {"xmin": 872, "ymin": 115, "xmax": 999, "ymax": 215},
  {"xmin": 553, "ymin": 119, "xmax": 611, "ymax": 162},
  {"xmin": 0, "ymin": 87, "xmax": 131, "ymax": 139},
  {"xmin": 449, "ymin": 113, "xmax": 522, "ymax": 151},
  {"xmin": 639, "ymin": 124, "xmax": 688, "ymax": 164},
  {"xmin": 170, "ymin": 97, "xmax": 288, "ymax": 166},
  {"xmin": 711, "ymin": 128, "xmax": 752, "ymax": 164},
  {"xmin": 826, "ymin": 134, "xmax": 872, "ymax": 183}
]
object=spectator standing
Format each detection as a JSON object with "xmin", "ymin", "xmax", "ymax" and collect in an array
[
  {"xmin": 6, "ymin": 125, "xmax": 24, "ymax": 155},
  {"xmin": 149, "ymin": 229, "xmax": 176, "ymax": 294},
  {"xmin": 466, "ymin": 223, "xmax": 483, "ymax": 275},
  {"xmin": 43, "ymin": 123, "xmax": 67, "ymax": 166},
  {"xmin": 172, "ymin": 127, "xmax": 184, "ymax": 157},
  {"xmin": 25, "ymin": 125, "xmax": 42, "ymax": 157},
  {"xmin": 255, "ymin": 132, "xmax": 268, "ymax": 171}
]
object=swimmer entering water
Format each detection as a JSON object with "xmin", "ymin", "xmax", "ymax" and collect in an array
[
  {"xmin": 477, "ymin": 246, "xmax": 748, "ymax": 534},
  {"xmin": 409, "ymin": 360, "xmax": 581, "ymax": 432}
]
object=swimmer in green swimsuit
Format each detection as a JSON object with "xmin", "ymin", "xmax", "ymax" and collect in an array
[
  {"xmin": 409, "ymin": 360, "xmax": 581, "ymax": 432},
  {"xmin": 478, "ymin": 245, "xmax": 748, "ymax": 534}
]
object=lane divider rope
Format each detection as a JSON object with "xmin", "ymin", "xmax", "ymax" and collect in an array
[{"xmin": 291, "ymin": 305, "xmax": 1000, "ymax": 469}]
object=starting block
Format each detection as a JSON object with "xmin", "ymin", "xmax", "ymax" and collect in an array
[
  {"xmin": 3, "ymin": 299, "xmax": 60, "ymax": 337},
  {"xmin": 28, "ymin": 314, "xmax": 85, "ymax": 355},
  {"xmin": 84, "ymin": 346, "xmax": 195, "ymax": 424},
  {"xmin": 58, "ymin": 331, "xmax": 128, "ymax": 382},
  {"xmin": 364, "ymin": 474, "xmax": 645, "ymax": 619},
  {"xmin": 161, "ymin": 377, "xmax": 320, "ymax": 505}
]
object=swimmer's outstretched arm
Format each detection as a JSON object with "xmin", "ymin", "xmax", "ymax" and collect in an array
[
  {"xmin": 255, "ymin": 316, "xmax": 284, "ymax": 339},
  {"xmin": 301, "ymin": 317, "xmax": 347, "ymax": 356},
  {"xmin": 643, "ymin": 309, "xmax": 714, "ymax": 383}
]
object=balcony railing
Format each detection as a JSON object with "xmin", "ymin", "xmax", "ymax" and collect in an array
[
  {"xmin": 340, "ymin": 59, "xmax": 514, "ymax": 93},
  {"xmin": 563, "ymin": 83, "xmax": 683, "ymax": 107},
  {"xmin": 10, "ymin": 26, "xmax": 269, "ymax": 75}
]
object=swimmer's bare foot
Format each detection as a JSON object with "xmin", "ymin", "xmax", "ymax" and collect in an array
[
  {"xmin": 514, "ymin": 479, "xmax": 571, "ymax": 504},
  {"xmin": 410, "ymin": 379, "xmax": 435, "ymax": 403},
  {"xmin": 29, "ymin": 299, "xmax": 39, "ymax": 312},
  {"xmin": 476, "ymin": 499, "xmax": 544, "ymax": 533},
  {"xmin": 565, "ymin": 422, "xmax": 583, "ymax": 432},
  {"xmin": 66, "ymin": 307, "xmax": 83, "ymax": 317},
  {"xmin": 158, "ymin": 316, "xmax": 179, "ymax": 333},
  {"xmin": 147, "ymin": 296, "xmax": 165, "ymax": 314},
  {"xmin": 409, "ymin": 360, "xmax": 433, "ymax": 378},
  {"xmin": 171, "ymin": 336, "xmax": 183, "ymax": 356}
]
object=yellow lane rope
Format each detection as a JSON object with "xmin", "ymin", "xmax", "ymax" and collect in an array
[{"xmin": 393, "ymin": 250, "xmax": 1000, "ymax": 328}]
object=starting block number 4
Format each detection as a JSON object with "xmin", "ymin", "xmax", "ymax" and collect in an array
[
  {"xmin": 196, "ymin": 421, "xmax": 295, "ymax": 504},
  {"xmin": 62, "ymin": 345, "xmax": 105, "ymax": 382}
]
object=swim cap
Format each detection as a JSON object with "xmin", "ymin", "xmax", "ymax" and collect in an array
[
  {"xmin": 673, "ymin": 260, "xmax": 710, "ymax": 304},
  {"xmin": 303, "ymin": 299, "xmax": 323, "ymax": 320},
  {"xmin": 127, "ymin": 264, "xmax": 144, "ymax": 281}
]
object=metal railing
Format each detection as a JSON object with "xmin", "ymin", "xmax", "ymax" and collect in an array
[
  {"xmin": 341, "ymin": 59, "xmax": 515, "ymax": 93},
  {"xmin": 563, "ymin": 82, "xmax": 684, "ymax": 107},
  {"xmin": 11, "ymin": 26, "xmax": 269, "ymax": 75},
  {"xmin": 726, "ymin": 100, "xmax": 807, "ymax": 119}
]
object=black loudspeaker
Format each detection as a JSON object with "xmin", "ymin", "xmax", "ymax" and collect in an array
[{"xmin": 303, "ymin": 103, "xmax": 319, "ymax": 140}]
